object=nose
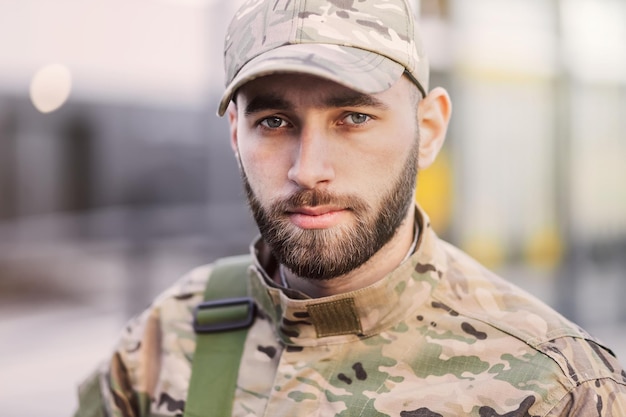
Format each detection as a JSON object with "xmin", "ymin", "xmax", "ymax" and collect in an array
[{"xmin": 287, "ymin": 126, "xmax": 335, "ymax": 189}]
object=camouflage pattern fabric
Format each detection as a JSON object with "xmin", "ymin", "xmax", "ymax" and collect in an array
[
  {"xmin": 218, "ymin": 0, "xmax": 429, "ymax": 116},
  {"xmin": 74, "ymin": 207, "xmax": 626, "ymax": 416}
]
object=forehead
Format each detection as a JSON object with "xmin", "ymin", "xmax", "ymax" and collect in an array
[
  {"xmin": 237, "ymin": 74, "xmax": 364, "ymax": 106},
  {"xmin": 235, "ymin": 73, "xmax": 416, "ymax": 112}
]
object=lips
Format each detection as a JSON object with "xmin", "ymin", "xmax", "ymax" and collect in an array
[
  {"xmin": 289, "ymin": 205, "xmax": 343, "ymax": 215},
  {"xmin": 286, "ymin": 205, "xmax": 348, "ymax": 229}
]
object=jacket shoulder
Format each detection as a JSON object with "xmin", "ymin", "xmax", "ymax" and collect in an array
[{"xmin": 437, "ymin": 240, "xmax": 625, "ymax": 384}]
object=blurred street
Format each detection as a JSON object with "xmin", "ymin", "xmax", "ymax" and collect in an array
[
  {"xmin": 0, "ymin": 304, "xmax": 123, "ymax": 417},
  {"xmin": 0, "ymin": 204, "xmax": 256, "ymax": 416}
]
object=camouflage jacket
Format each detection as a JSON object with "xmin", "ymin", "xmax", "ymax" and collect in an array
[{"xmin": 75, "ymin": 208, "xmax": 626, "ymax": 416}]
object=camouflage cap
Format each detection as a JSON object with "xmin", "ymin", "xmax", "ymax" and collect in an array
[{"xmin": 217, "ymin": 0, "xmax": 429, "ymax": 116}]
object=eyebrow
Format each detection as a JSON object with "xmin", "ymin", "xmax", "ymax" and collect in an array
[
  {"xmin": 243, "ymin": 90, "xmax": 388, "ymax": 116},
  {"xmin": 244, "ymin": 95, "xmax": 290, "ymax": 116},
  {"xmin": 324, "ymin": 92, "xmax": 388, "ymax": 110}
]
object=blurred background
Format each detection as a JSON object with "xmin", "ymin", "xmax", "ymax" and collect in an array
[{"xmin": 0, "ymin": 0, "xmax": 624, "ymax": 415}]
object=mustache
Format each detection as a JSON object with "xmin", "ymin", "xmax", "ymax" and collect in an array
[{"xmin": 272, "ymin": 189, "xmax": 369, "ymax": 213}]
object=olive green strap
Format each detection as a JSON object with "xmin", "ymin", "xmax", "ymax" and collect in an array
[{"xmin": 184, "ymin": 255, "xmax": 253, "ymax": 417}]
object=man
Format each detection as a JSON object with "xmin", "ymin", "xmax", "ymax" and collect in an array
[{"xmin": 75, "ymin": 0, "xmax": 626, "ymax": 416}]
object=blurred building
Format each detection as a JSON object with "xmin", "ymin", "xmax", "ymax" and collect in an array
[{"xmin": 0, "ymin": 0, "xmax": 257, "ymax": 315}]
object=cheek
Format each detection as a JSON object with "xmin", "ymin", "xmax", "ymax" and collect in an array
[
  {"xmin": 353, "ymin": 130, "xmax": 415, "ymax": 185},
  {"xmin": 238, "ymin": 140, "xmax": 290, "ymax": 200},
  {"xmin": 237, "ymin": 127, "xmax": 268, "ymax": 173}
]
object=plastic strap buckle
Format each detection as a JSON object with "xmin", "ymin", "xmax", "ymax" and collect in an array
[{"xmin": 193, "ymin": 297, "xmax": 256, "ymax": 334}]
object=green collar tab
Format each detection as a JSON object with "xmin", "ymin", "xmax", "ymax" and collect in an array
[{"xmin": 307, "ymin": 298, "xmax": 363, "ymax": 337}]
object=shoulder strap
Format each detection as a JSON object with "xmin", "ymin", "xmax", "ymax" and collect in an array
[{"xmin": 184, "ymin": 255, "xmax": 254, "ymax": 417}]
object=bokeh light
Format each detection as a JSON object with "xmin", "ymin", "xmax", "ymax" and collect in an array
[{"xmin": 29, "ymin": 63, "xmax": 72, "ymax": 113}]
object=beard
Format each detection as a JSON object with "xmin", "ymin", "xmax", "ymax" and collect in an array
[{"xmin": 240, "ymin": 138, "xmax": 419, "ymax": 281}]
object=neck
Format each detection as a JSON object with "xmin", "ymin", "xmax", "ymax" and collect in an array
[{"xmin": 281, "ymin": 205, "xmax": 417, "ymax": 298}]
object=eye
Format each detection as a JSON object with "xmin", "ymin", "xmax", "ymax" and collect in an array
[
  {"xmin": 260, "ymin": 116, "xmax": 288, "ymax": 129},
  {"xmin": 343, "ymin": 113, "xmax": 371, "ymax": 126}
]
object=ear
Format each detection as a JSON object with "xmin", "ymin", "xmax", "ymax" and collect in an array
[
  {"xmin": 227, "ymin": 101, "xmax": 239, "ymax": 157},
  {"xmin": 417, "ymin": 87, "xmax": 452, "ymax": 170}
]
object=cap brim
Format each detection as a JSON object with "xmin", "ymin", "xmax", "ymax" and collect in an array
[{"xmin": 217, "ymin": 43, "xmax": 404, "ymax": 116}]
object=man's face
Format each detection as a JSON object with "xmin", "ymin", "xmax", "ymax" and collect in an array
[{"xmin": 230, "ymin": 74, "xmax": 420, "ymax": 280}]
